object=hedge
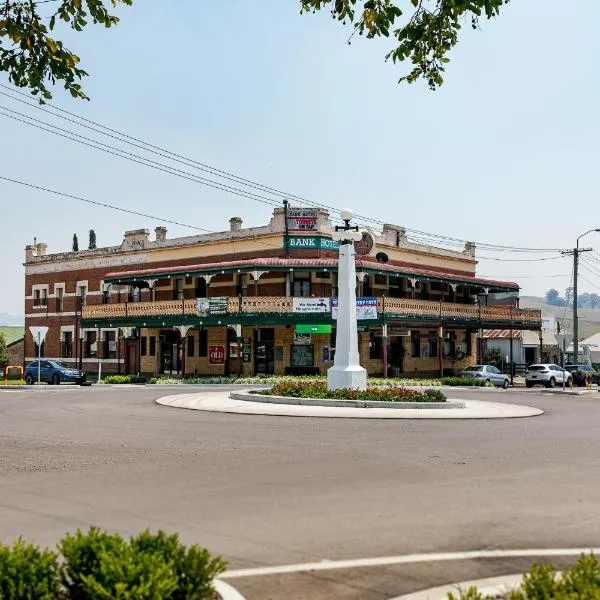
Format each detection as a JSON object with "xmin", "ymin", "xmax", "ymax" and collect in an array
[
  {"xmin": 255, "ymin": 380, "xmax": 446, "ymax": 402},
  {"xmin": 0, "ymin": 527, "xmax": 225, "ymax": 600},
  {"xmin": 101, "ymin": 375, "xmax": 148, "ymax": 385}
]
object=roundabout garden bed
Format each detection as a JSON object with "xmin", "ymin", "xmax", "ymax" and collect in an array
[{"xmin": 251, "ymin": 379, "xmax": 447, "ymax": 403}]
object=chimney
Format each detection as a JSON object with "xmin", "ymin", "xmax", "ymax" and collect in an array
[
  {"xmin": 229, "ymin": 217, "xmax": 242, "ymax": 232},
  {"xmin": 155, "ymin": 226, "xmax": 167, "ymax": 242},
  {"xmin": 36, "ymin": 242, "xmax": 48, "ymax": 257},
  {"xmin": 25, "ymin": 244, "xmax": 37, "ymax": 262},
  {"xmin": 464, "ymin": 241, "xmax": 476, "ymax": 257}
]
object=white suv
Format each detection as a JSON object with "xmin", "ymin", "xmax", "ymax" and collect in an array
[{"xmin": 525, "ymin": 364, "xmax": 572, "ymax": 388}]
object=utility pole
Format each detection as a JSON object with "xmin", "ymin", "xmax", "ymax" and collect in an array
[
  {"xmin": 283, "ymin": 199, "xmax": 290, "ymax": 258},
  {"xmin": 562, "ymin": 239, "xmax": 595, "ymax": 363}
]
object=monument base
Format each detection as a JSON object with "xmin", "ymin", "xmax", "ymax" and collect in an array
[{"xmin": 327, "ymin": 364, "xmax": 367, "ymax": 391}]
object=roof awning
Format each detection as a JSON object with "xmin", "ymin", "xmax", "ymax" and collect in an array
[{"xmin": 103, "ymin": 257, "xmax": 519, "ymax": 292}]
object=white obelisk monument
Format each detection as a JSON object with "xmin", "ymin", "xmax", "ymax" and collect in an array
[{"xmin": 327, "ymin": 209, "xmax": 367, "ymax": 391}]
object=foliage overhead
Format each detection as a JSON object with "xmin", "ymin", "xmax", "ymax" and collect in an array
[
  {"xmin": 72, "ymin": 233, "xmax": 78, "ymax": 252},
  {"xmin": 0, "ymin": 332, "xmax": 7, "ymax": 370},
  {"xmin": 300, "ymin": 0, "xmax": 510, "ymax": 89},
  {"xmin": 0, "ymin": 0, "xmax": 132, "ymax": 101},
  {"xmin": 1, "ymin": 0, "xmax": 509, "ymax": 102}
]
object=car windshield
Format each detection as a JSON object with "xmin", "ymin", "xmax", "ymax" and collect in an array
[
  {"xmin": 464, "ymin": 366, "xmax": 484, "ymax": 372},
  {"xmin": 51, "ymin": 361, "xmax": 69, "ymax": 369}
]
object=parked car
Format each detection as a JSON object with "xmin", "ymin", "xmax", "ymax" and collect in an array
[
  {"xmin": 565, "ymin": 364, "xmax": 599, "ymax": 386},
  {"xmin": 24, "ymin": 360, "xmax": 86, "ymax": 385},
  {"xmin": 461, "ymin": 365, "xmax": 510, "ymax": 388},
  {"xmin": 525, "ymin": 364, "xmax": 571, "ymax": 388}
]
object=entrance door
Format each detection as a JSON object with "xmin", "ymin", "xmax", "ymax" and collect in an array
[
  {"xmin": 525, "ymin": 347, "xmax": 536, "ymax": 365},
  {"xmin": 126, "ymin": 339, "xmax": 137, "ymax": 375},
  {"xmin": 389, "ymin": 339, "xmax": 405, "ymax": 377},
  {"xmin": 254, "ymin": 328, "xmax": 275, "ymax": 375},
  {"xmin": 160, "ymin": 330, "xmax": 181, "ymax": 374}
]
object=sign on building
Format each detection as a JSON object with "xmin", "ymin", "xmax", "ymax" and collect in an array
[
  {"xmin": 285, "ymin": 236, "xmax": 339, "ymax": 251},
  {"xmin": 331, "ymin": 297, "xmax": 377, "ymax": 320},
  {"xmin": 196, "ymin": 297, "xmax": 228, "ymax": 316},
  {"xmin": 287, "ymin": 208, "xmax": 318, "ymax": 232},
  {"xmin": 292, "ymin": 297, "xmax": 331, "ymax": 313},
  {"xmin": 294, "ymin": 332, "xmax": 311, "ymax": 345},
  {"xmin": 208, "ymin": 345, "xmax": 225, "ymax": 364}
]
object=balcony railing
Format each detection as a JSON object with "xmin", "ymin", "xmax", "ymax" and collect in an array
[{"xmin": 82, "ymin": 296, "xmax": 541, "ymax": 326}]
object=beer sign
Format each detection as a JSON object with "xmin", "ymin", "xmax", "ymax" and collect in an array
[
  {"xmin": 287, "ymin": 208, "xmax": 318, "ymax": 232},
  {"xmin": 208, "ymin": 345, "xmax": 225, "ymax": 364}
]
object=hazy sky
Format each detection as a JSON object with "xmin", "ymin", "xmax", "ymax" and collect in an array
[{"xmin": 2, "ymin": 0, "xmax": 599, "ymax": 318}]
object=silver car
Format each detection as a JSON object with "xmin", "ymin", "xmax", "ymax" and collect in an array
[{"xmin": 461, "ymin": 365, "xmax": 510, "ymax": 388}]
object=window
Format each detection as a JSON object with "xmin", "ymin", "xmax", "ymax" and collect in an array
[
  {"xmin": 389, "ymin": 276, "xmax": 404, "ymax": 298},
  {"xmin": 420, "ymin": 281, "xmax": 430, "ymax": 300},
  {"xmin": 84, "ymin": 331, "xmax": 96, "ymax": 358},
  {"xmin": 56, "ymin": 287, "xmax": 64, "ymax": 312},
  {"xmin": 198, "ymin": 330, "xmax": 208, "ymax": 357},
  {"xmin": 104, "ymin": 331, "xmax": 117, "ymax": 359},
  {"xmin": 149, "ymin": 336, "xmax": 156, "ymax": 357},
  {"xmin": 33, "ymin": 288, "xmax": 48, "ymax": 307},
  {"xmin": 410, "ymin": 330, "xmax": 421, "ymax": 358},
  {"xmin": 141, "ymin": 337, "xmax": 147, "ymax": 356},
  {"xmin": 62, "ymin": 331, "xmax": 73, "ymax": 358},
  {"xmin": 33, "ymin": 341, "xmax": 45, "ymax": 357},
  {"xmin": 78, "ymin": 285, "xmax": 87, "ymax": 309},
  {"xmin": 173, "ymin": 278, "xmax": 184, "ymax": 300},
  {"xmin": 428, "ymin": 331, "xmax": 438, "ymax": 359},
  {"xmin": 369, "ymin": 331, "xmax": 382, "ymax": 359},
  {"xmin": 128, "ymin": 286, "xmax": 141, "ymax": 303},
  {"xmin": 291, "ymin": 345, "xmax": 314, "ymax": 367},
  {"xmin": 187, "ymin": 335, "xmax": 195, "ymax": 357},
  {"xmin": 292, "ymin": 272, "xmax": 311, "ymax": 297},
  {"xmin": 195, "ymin": 277, "xmax": 207, "ymax": 298}
]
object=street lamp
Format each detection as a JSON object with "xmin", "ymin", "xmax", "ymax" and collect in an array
[
  {"xmin": 328, "ymin": 209, "xmax": 367, "ymax": 391},
  {"xmin": 573, "ymin": 228, "xmax": 600, "ymax": 363}
]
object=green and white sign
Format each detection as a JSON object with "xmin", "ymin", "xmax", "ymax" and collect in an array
[
  {"xmin": 286, "ymin": 236, "xmax": 339, "ymax": 251},
  {"xmin": 295, "ymin": 324, "xmax": 332, "ymax": 334}
]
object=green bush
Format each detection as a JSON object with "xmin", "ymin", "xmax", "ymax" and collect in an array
[
  {"xmin": 448, "ymin": 553, "xmax": 600, "ymax": 600},
  {"xmin": 0, "ymin": 537, "xmax": 60, "ymax": 600},
  {"xmin": 260, "ymin": 380, "xmax": 446, "ymax": 402},
  {"xmin": 58, "ymin": 527, "xmax": 226, "ymax": 599},
  {"xmin": 441, "ymin": 377, "xmax": 493, "ymax": 387},
  {"xmin": 101, "ymin": 375, "xmax": 147, "ymax": 385}
]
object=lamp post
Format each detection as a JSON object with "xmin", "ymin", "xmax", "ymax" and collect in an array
[
  {"xmin": 570, "ymin": 228, "xmax": 600, "ymax": 363},
  {"xmin": 328, "ymin": 209, "xmax": 367, "ymax": 391}
]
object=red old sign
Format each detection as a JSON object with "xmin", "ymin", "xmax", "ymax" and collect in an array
[{"xmin": 208, "ymin": 345, "xmax": 225, "ymax": 364}]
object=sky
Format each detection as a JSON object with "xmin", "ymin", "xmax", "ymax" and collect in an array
[{"xmin": 1, "ymin": 0, "xmax": 600, "ymax": 320}]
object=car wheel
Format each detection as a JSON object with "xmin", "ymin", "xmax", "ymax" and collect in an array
[
  {"xmin": 25, "ymin": 373, "xmax": 34, "ymax": 385},
  {"xmin": 51, "ymin": 374, "xmax": 60, "ymax": 385},
  {"xmin": 502, "ymin": 379, "xmax": 509, "ymax": 389},
  {"xmin": 547, "ymin": 377, "xmax": 556, "ymax": 388},
  {"xmin": 525, "ymin": 381, "xmax": 533, "ymax": 388}
]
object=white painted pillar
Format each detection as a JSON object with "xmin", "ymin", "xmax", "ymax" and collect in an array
[{"xmin": 328, "ymin": 210, "xmax": 367, "ymax": 391}]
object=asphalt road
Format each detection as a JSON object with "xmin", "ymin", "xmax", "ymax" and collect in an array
[{"xmin": 1, "ymin": 386, "xmax": 599, "ymax": 599}]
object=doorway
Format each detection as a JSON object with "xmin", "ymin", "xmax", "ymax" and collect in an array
[
  {"xmin": 226, "ymin": 328, "xmax": 241, "ymax": 375},
  {"xmin": 388, "ymin": 339, "xmax": 405, "ymax": 377},
  {"xmin": 160, "ymin": 330, "xmax": 181, "ymax": 374},
  {"xmin": 125, "ymin": 339, "xmax": 137, "ymax": 375},
  {"xmin": 525, "ymin": 347, "xmax": 536, "ymax": 365},
  {"xmin": 254, "ymin": 328, "xmax": 275, "ymax": 375}
]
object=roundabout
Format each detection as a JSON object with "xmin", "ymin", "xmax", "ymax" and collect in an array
[{"xmin": 156, "ymin": 389, "xmax": 544, "ymax": 419}]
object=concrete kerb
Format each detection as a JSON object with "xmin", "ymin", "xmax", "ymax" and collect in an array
[{"xmin": 230, "ymin": 390, "xmax": 464, "ymax": 410}]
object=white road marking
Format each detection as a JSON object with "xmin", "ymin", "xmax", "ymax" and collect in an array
[
  {"xmin": 214, "ymin": 579, "xmax": 247, "ymax": 600},
  {"xmin": 221, "ymin": 548, "xmax": 600, "ymax": 579}
]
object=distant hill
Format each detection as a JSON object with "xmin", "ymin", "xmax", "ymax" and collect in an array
[
  {"xmin": 520, "ymin": 296, "xmax": 600, "ymax": 339},
  {"xmin": 0, "ymin": 313, "xmax": 24, "ymax": 326}
]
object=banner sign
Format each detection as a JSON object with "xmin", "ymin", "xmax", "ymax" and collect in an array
[
  {"xmin": 292, "ymin": 297, "xmax": 330, "ymax": 313},
  {"xmin": 331, "ymin": 297, "xmax": 377, "ymax": 320},
  {"xmin": 286, "ymin": 236, "xmax": 339, "ymax": 251},
  {"xmin": 208, "ymin": 345, "xmax": 225, "ymax": 364},
  {"xmin": 196, "ymin": 297, "xmax": 228, "ymax": 316},
  {"xmin": 295, "ymin": 324, "xmax": 332, "ymax": 334},
  {"xmin": 294, "ymin": 332, "xmax": 311, "ymax": 345},
  {"xmin": 287, "ymin": 208, "xmax": 318, "ymax": 232}
]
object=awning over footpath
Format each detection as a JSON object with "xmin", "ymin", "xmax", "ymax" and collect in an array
[{"xmin": 104, "ymin": 257, "xmax": 519, "ymax": 292}]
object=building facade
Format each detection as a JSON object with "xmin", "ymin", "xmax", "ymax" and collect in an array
[{"xmin": 23, "ymin": 208, "xmax": 542, "ymax": 378}]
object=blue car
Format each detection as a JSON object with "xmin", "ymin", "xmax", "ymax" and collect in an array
[{"xmin": 24, "ymin": 360, "xmax": 86, "ymax": 385}]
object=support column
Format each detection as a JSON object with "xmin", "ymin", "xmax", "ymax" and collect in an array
[{"xmin": 438, "ymin": 325, "xmax": 444, "ymax": 378}]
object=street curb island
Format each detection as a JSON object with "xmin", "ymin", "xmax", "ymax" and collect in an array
[{"xmin": 229, "ymin": 391, "xmax": 465, "ymax": 410}]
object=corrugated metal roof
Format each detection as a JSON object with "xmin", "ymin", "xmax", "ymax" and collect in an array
[
  {"xmin": 105, "ymin": 257, "xmax": 519, "ymax": 290},
  {"xmin": 0, "ymin": 326, "xmax": 25, "ymax": 346}
]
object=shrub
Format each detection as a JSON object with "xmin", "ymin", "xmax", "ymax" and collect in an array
[
  {"xmin": 262, "ymin": 380, "xmax": 446, "ymax": 402},
  {"xmin": 441, "ymin": 377, "xmax": 492, "ymax": 387},
  {"xmin": 448, "ymin": 553, "xmax": 600, "ymax": 600},
  {"xmin": 59, "ymin": 527, "xmax": 226, "ymax": 599},
  {"xmin": 0, "ymin": 537, "xmax": 60, "ymax": 600},
  {"xmin": 101, "ymin": 375, "xmax": 147, "ymax": 385}
]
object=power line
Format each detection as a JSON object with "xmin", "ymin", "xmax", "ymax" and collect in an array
[{"xmin": 0, "ymin": 84, "xmax": 568, "ymax": 255}]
